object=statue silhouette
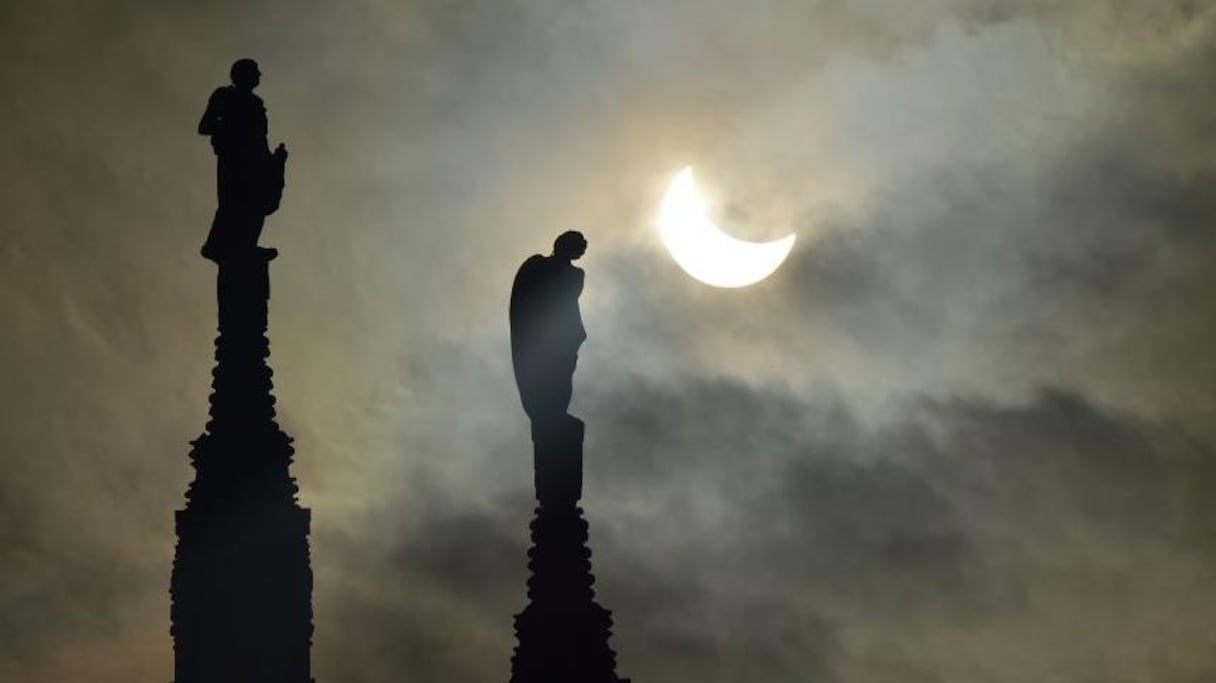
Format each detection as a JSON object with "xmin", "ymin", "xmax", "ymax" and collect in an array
[
  {"xmin": 509, "ymin": 230, "xmax": 588, "ymax": 422},
  {"xmin": 199, "ymin": 58, "xmax": 288, "ymax": 261},
  {"xmin": 506, "ymin": 232, "xmax": 628, "ymax": 683}
]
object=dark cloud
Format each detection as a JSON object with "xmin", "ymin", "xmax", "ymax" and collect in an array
[
  {"xmin": 290, "ymin": 368, "xmax": 1216, "ymax": 682},
  {"xmin": 580, "ymin": 376, "xmax": 1216, "ymax": 680}
]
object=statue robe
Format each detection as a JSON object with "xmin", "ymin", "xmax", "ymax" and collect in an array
[
  {"xmin": 509, "ymin": 254, "xmax": 586, "ymax": 421},
  {"xmin": 200, "ymin": 86, "xmax": 285, "ymax": 260}
]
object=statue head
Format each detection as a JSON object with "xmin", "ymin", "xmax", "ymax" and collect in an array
[
  {"xmin": 230, "ymin": 58, "xmax": 261, "ymax": 91},
  {"xmin": 553, "ymin": 230, "xmax": 587, "ymax": 262}
]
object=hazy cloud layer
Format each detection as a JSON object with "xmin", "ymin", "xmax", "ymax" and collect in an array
[{"xmin": 1, "ymin": 1, "xmax": 1215, "ymax": 682}]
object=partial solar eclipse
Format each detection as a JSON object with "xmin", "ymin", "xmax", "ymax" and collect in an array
[{"xmin": 658, "ymin": 167, "xmax": 795, "ymax": 288}]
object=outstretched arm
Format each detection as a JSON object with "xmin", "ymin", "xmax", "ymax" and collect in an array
[{"xmin": 197, "ymin": 87, "xmax": 225, "ymax": 136}]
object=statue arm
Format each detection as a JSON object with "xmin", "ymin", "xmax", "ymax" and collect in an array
[
  {"xmin": 197, "ymin": 88, "xmax": 225, "ymax": 136},
  {"xmin": 572, "ymin": 267, "xmax": 587, "ymax": 343}
]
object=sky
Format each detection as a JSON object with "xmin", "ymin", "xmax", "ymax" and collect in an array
[{"xmin": 2, "ymin": 1, "xmax": 1216, "ymax": 681}]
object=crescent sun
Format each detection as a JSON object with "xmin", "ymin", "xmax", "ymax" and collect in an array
[{"xmin": 659, "ymin": 167, "xmax": 796, "ymax": 288}]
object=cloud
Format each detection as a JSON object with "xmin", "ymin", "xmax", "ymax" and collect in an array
[
  {"xmin": 580, "ymin": 376, "xmax": 1216, "ymax": 682},
  {"xmin": 302, "ymin": 363, "xmax": 1216, "ymax": 682},
  {"xmin": 2, "ymin": 1, "xmax": 1216, "ymax": 682}
]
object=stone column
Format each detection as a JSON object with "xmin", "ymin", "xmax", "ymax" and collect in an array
[
  {"xmin": 171, "ymin": 251, "xmax": 314, "ymax": 683},
  {"xmin": 510, "ymin": 416, "xmax": 628, "ymax": 683}
]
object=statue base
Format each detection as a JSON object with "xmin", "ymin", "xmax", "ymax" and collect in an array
[
  {"xmin": 531, "ymin": 415, "xmax": 583, "ymax": 506},
  {"xmin": 510, "ymin": 414, "xmax": 627, "ymax": 683}
]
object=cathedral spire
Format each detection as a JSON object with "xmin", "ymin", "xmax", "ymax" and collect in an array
[
  {"xmin": 171, "ymin": 60, "xmax": 313, "ymax": 683},
  {"xmin": 508, "ymin": 233, "xmax": 629, "ymax": 683}
]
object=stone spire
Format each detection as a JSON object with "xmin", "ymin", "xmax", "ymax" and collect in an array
[
  {"xmin": 507, "ymin": 232, "xmax": 628, "ymax": 683},
  {"xmin": 509, "ymin": 418, "xmax": 627, "ymax": 683},
  {"xmin": 170, "ymin": 251, "xmax": 313, "ymax": 680},
  {"xmin": 174, "ymin": 59, "xmax": 309, "ymax": 682},
  {"xmin": 170, "ymin": 251, "xmax": 314, "ymax": 683}
]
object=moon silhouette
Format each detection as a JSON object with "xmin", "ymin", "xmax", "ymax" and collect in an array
[{"xmin": 659, "ymin": 167, "xmax": 796, "ymax": 288}]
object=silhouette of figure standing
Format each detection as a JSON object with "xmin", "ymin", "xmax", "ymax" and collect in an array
[
  {"xmin": 509, "ymin": 231, "xmax": 588, "ymax": 422},
  {"xmin": 199, "ymin": 58, "xmax": 288, "ymax": 261},
  {"xmin": 506, "ymin": 232, "xmax": 627, "ymax": 682}
]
